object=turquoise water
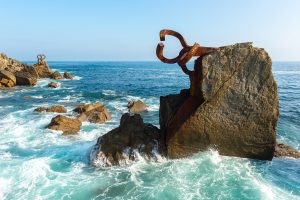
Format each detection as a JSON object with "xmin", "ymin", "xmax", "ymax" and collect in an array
[{"xmin": 0, "ymin": 61, "xmax": 299, "ymax": 200}]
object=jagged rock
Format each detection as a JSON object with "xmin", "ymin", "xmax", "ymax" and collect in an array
[
  {"xmin": 15, "ymin": 71, "xmax": 37, "ymax": 86},
  {"xmin": 63, "ymin": 72, "xmax": 75, "ymax": 79},
  {"xmin": 34, "ymin": 105, "xmax": 67, "ymax": 113},
  {"xmin": 46, "ymin": 115, "xmax": 81, "ymax": 135},
  {"xmin": 51, "ymin": 71, "xmax": 63, "ymax": 80},
  {"xmin": 34, "ymin": 62, "xmax": 53, "ymax": 78},
  {"xmin": 0, "ymin": 70, "xmax": 16, "ymax": 86},
  {"xmin": 90, "ymin": 113, "xmax": 160, "ymax": 166},
  {"xmin": 274, "ymin": 143, "xmax": 300, "ymax": 159},
  {"xmin": 160, "ymin": 43, "xmax": 278, "ymax": 160},
  {"xmin": 74, "ymin": 102, "xmax": 110, "ymax": 124},
  {"xmin": 0, "ymin": 53, "xmax": 26, "ymax": 72},
  {"xmin": 48, "ymin": 82, "xmax": 60, "ymax": 88},
  {"xmin": 127, "ymin": 100, "xmax": 147, "ymax": 113}
]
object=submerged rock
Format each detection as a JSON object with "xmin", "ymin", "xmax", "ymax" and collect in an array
[
  {"xmin": 127, "ymin": 100, "xmax": 147, "ymax": 113},
  {"xmin": 74, "ymin": 102, "xmax": 111, "ymax": 124},
  {"xmin": 160, "ymin": 43, "xmax": 278, "ymax": 160},
  {"xmin": 47, "ymin": 115, "xmax": 81, "ymax": 135},
  {"xmin": 48, "ymin": 82, "xmax": 60, "ymax": 88},
  {"xmin": 35, "ymin": 105, "xmax": 67, "ymax": 113},
  {"xmin": 51, "ymin": 71, "xmax": 63, "ymax": 80},
  {"xmin": 63, "ymin": 72, "xmax": 75, "ymax": 79},
  {"xmin": 90, "ymin": 113, "xmax": 161, "ymax": 166},
  {"xmin": 274, "ymin": 143, "xmax": 300, "ymax": 159}
]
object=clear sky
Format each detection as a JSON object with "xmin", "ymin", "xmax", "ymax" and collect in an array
[{"xmin": 0, "ymin": 0, "xmax": 300, "ymax": 61}]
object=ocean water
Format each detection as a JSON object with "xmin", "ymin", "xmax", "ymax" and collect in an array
[{"xmin": 0, "ymin": 61, "xmax": 299, "ymax": 200}]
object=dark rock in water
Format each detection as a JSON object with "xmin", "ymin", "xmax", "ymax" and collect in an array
[
  {"xmin": 34, "ymin": 62, "xmax": 53, "ymax": 78},
  {"xmin": 160, "ymin": 43, "xmax": 278, "ymax": 160},
  {"xmin": 274, "ymin": 143, "xmax": 300, "ymax": 159},
  {"xmin": 63, "ymin": 72, "xmax": 75, "ymax": 79},
  {"xmin": 48, "ymin": 82, "xmax": 60, "ymax": 88},
  {"xmin": 127, "ymin": 100, "xmax": 147, "ymax": 113},
  {"xmin": 46, "ymin": 115, "xmax": 81, "ymax": 135},
  {"xmin": 90, "ymin": 113, "xmax": 161, "ymax": 166},
  {"xmin": 0, "ymin": 70, "xmax": 16, "ymax": 87},
  {"xmin": 35, "ymin": 105, "xmax": 67, "ymax": 113},
  {"xmin": 15, "ymin": 71, "xmax": 37, "ymax": 86},
  {"xmin": 51, "ymin": 71, "xmax": 63, "ymax": 80},
  {"xmin": 74, "ymin": 102, "xmax": 111, "ymax": 124}
]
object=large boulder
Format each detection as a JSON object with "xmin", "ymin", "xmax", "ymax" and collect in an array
[
  {"xmin": 160, "ymin": 43, "xmax": 278, "ymax": 160},
  {"xmin": 50, "ymin": 71, "xmax": 63, "ymax": 80},
  {"xmin": 46, "ymin": 115, "xmax": 81, "ymax": 135},
  {"xmin": 127, "ymin": 100, "xmax": 147, "ymax": 113},
  {"xmin": 90, "ymin": 113, "xmax": 161, "ymax": 166},
  {"xmin": 63, "ymin": 72, "xmax": 75, "ymax": 79},
  {"xmin": 0, "ymin": 70, "xmax": 16, "ymax": 86},
  {"xmin": 34, "ymin": 105, "xmax": 67, "ymax": 113},
  {"xmin": 15, "ymin": 71, "xmax": 37, "ymax": 86},
  {"xmin": 34, "ymin": 62, "xmax": 53, "ymax": 78},
  {"xmin": 74, "ymin": 102, "xmax": 111, "ymax": 124},
  {"xmin": 48, "ymin": 82, "xmax": 60, "ymax": 88}
]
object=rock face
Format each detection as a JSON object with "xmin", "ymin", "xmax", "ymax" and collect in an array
[
  {"xmin": 63, "ymin": 72, "xmax": 75, "ymax": 79},
  {"xmin": 33, "ymin": 62, "xmax": 53, "ymax": 78},
  {"xmin": 46, "ymin": 115, "xmax": 81, "ymax": 135},
  {"xmin": 274, "ymin": 143, "xmax": 300, "ymax": 159},
  {"xmin": 35, "ymin": 105, "xmax": 67, "ymax": 113},
  {"xmin": 48, "ymin": 82, "xmax": 60, "ymax": 88},
  {"xmin": 50, "ymin": 71, "xmax": 63, "ymax": 80},
  {"xmin": 74, "ymin": 102, "xmax": 111, "ymax": 124},
  {"xmin": 160, "ymin": 43, "xmax": 279, "ymax": 160},
  {"xmin": 127, "ymin": 100, "xmax": 147, "ymax": 113},
  {"xmin": 0, "ymin": 70, "xmax": 16, "ymax": 87},
  {"xmin": 15, "ymin": 71, "xmax": 37, "ymax": 86},
  {"xmin": 90, "ymin": 113, "xmax": 160, "ymax": 166}
]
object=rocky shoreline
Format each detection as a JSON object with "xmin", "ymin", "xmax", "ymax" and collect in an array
[{"xmin": 1, "ymin": 48, "xmax": 299, "ymax": 167}]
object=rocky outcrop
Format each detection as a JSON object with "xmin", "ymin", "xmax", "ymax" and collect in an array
[
  {"xmin": 46, "ymin": 115, "xmax": 81, "ymax": 135},
  {"xmin": 74, "ymin": 102, "xmax": 111, "ymax": 124},
  {"xmin": 48, "ymin": 82, "xmax": 60, "ymax": 88},
  {"xmin": 0, "ymin": 70, "xmax": 16, "ymax": 87},
  {"xmin": 63, "ymin": 72, "xmax": 74, "ymax": 79},
  {"xmin": 35, "ymin": 105, "xmax": 67, "ymax": 113},
  {"xmin": 274, "ymin": 143, "xmax": 300, "ymax": 159},
  {"xmin": 90, "ymin": 113, "xmax": 160, "ymax": 166},
  {"xmin": 160, "ymin": 43, "xmax": 279, "ymax": 160},
  {"xmin": 15, "ymin": 71, "xmax": 37, "ymax": 86},
  {"xmin": 33, "ymin": 62, "xmax": 53, "ymax": 78},
  {"xmin": 50, "ymin": 71, "xmax": 63, "ymax": 80},
  {"xmin": 127, "ymin": 100, "xmax": 147, "ymax": 113}
]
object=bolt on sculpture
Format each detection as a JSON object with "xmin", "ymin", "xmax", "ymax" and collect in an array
[
  {"xmin": 37, "ymin": 54, "xmax": 46, "ymax": 65},
  {"xmin": 156, "ymin": 29, "xmax": 217, "ymax": 98}
]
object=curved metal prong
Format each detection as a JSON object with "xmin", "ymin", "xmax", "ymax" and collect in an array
[
  {"xmin": 159, "ymin": 29, "xmax": 189, "ymax": 48},
  {"xmin": 156, "ymin": 42, "xmax": 181, "ymax": 64}
]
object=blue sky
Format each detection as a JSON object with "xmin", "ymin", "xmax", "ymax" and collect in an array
[{"xmin": 0, "ymin": 0, "xmax": 299, "ymax": 61}]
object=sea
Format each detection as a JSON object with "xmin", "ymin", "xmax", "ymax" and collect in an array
[{"xmin": 0, "ymin": 61, "xmax": 299, "ymax": 200}]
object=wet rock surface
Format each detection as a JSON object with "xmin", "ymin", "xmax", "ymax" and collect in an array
[
  {"xmin": 63, "ymin": 72, "xmax": 75, "ymax": 79},
  {"xmin": 51, "ymin": 71, "xmax": 63, "ymax": 80},
  {"xmin": 90, "ymin": 113, "xmax": 160, "ymax": 166},
  {"xmin": 47, "ymin": 115, "xmax": 82, "ymax": 135},
  {"xmin": 160, "ymin": 43, "xmax": 279, "ymax": 160},
  {"xmin": 127, "ymin": 100, "xmax": 147, "ymax": 113},
  {"xmin": 274, "ymin": 143, "xmax": 300, "ymax": 159},
  {"xmin": 74, "ymin": 102, "xmax": 111, "ymax": 124},
  {"xmin": 48, "ymin": 82, "xmax": 60, "ymax": 88}
]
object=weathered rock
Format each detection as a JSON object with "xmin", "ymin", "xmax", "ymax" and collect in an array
[
  {"xmin": 46, "ymin": 115, "xmax": 81, "ymax": 135},
  {"xmin": 34, "ymin": 62, "xmax": 53, "ymax": 78},
  {"xmin": 15, "ymin": 71, "xmax": 37, "ymax": 86},
  {"xmin": 160, "ymin": 43, "xmax": 278, "ymax": 160},
  {"xmin": 0, "ymin": 70, "xmax": 16, "ymax": 86},
  {"xmin": 51, "ymin": 71, "xmax": 63, "ymax": 80},
  {"xmin": 74, "ymin": 102, "xmax": 111, "ymax": 124},
  {"xmin": 48, "ymin": 82, "xmax": 60, "ymax": 88},
  {"xmin": 0, "ymin": 53, "xmax": 26, "ymax": 73},
  {"xmin": 127, "ymin": 100, "xmax": 147, "ymax": 113},
  {"xmin": 34, "ymin": 105, "xmax": 67, "ymax": 113},
  {"xmin": 274, "ymin": 143, "xmax": 300, "ymax": 159},
  {"xmin": 90, "ymin": 113, "xmax": 160, "ymax": 166},
  {"xmin": 63, "ymin": 72, "xmax": 75, "ymax": 79}
]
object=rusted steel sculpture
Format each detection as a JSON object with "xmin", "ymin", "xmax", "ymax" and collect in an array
[
  {"xmin": 37, "ymin": 54, "xmax": 46, "ymax": 65},
  {"xmin": 156, "ymin": 29, "xmax": 217, "ymax": 98}
]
